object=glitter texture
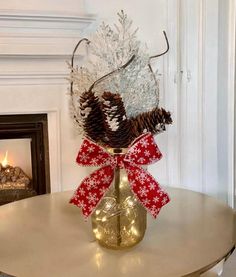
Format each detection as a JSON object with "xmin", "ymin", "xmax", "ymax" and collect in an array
[{"xmin": 69, "ymin": 10, "xmax": 161, "ymax": 135}]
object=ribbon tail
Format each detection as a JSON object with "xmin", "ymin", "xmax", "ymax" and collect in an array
[
  {"xmin": 125, "ymin": 164, "xmax": 170, "ymax": 218},
  {"xmin": 70, "ymin": 165, "xmax": 114, "ymax": 218}
]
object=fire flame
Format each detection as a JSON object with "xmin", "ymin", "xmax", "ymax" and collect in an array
[{"xmin": 1, "ymin": 151, "xmax": 8, "ymax": 167}]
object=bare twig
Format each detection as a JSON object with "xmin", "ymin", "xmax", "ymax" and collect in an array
[{"xmin": 148, "ymin": 31, "xmax": 170, "ymax": 106}]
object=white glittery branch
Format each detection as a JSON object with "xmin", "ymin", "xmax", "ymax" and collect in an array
[
  {"xmin": 68, "ymin": 88, "xmax": 84, "ymax": 135},
  {"xmin": 69, "ymin": 10, "xmax": 161, "ymax": 120}
]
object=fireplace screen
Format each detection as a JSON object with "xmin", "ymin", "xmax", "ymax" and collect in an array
[{"xmin": 0, "ymin": 114, "xmax": 50, "ymax": 205}]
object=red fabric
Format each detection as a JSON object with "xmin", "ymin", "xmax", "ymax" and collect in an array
[{"xmin": 70, "ymin": 133, "xmax": 170, "ymax": 218}]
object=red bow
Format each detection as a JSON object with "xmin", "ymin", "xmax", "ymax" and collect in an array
[{"xmin": 70, "ymin": 133, "xmax": 170, "ymax": 218}]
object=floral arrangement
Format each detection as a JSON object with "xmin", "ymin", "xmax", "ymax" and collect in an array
[
  {"xmin": 68, "ymin": 11, "xmax": 172, "ymax": 249},
  {"xmin": 68, "ymin": 10, "xmax": 172, "ymax": 148}
]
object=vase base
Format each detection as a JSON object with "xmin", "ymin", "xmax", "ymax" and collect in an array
[{"xmin": 95, "ymin": 236, "xmax": 145, "ymax": 250}]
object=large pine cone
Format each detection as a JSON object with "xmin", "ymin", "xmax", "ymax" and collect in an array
[
  {"xmin": 80, "ymin": 91, "xmax": 105, "ymax": 142},
  {"xmin": 130, "ymin": 107, "xmax": 172, "ymax": 138},
  {"xmin": 102, "ymin": 92, "xmax": 133, "ymax": 148}
]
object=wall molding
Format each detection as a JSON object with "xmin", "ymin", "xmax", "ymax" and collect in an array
[
  {"xmin": 0, "ymin": 10, "xmax": 93, "ymax": 84},
  {"xmin": 0, "ymin": 10, "xmax": 95, "ymax": 34},
  {"xmin": 0, "ymin": 62, "xmax": 73, "ymax": 85},
  {"xmin": 165, "ymin": 0, "xmax": 181, "ymax": 187},
  {"xmin": 198, "ymin": 0, "xmax": 204, "ymax": 193},
  {"xmin": 227, "ymin": 0, "xmax": 236, "ymax": 207},
  {"xmin": 0, "ymin": 73, "xmax": 68, "ymax": 85},
  {"xmin": 0, "ymin": 10, "xmax": 95, "ymax": 56},
  {"xmin": 0, "ymin": 54, "xmax": 82, "ymax": 59}
]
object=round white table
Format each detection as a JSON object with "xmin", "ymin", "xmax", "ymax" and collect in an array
[{"xmin": 0, "ymin": 188, "xmax": 235, "ymax": 277}]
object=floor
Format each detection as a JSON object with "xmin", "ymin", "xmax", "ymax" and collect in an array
[{"xmin": 223, "ymin": 250, "xmax": 236, "ymax": 276}]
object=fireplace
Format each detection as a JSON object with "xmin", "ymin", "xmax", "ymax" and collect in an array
[{"xmin": 0, "ymin": 114, "xmax": 50, "ymax": 205}]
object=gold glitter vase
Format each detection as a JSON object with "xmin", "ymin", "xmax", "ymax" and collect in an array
[{"xmin": 91, "ymin": 149, "xmax": 147, "ymax": 249}]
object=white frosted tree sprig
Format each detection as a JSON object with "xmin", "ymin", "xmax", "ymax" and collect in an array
[
  {"xmin": 69, "ymin": 10, "xmax": 160, "ymax": 120},
  {"xmin": 86, "ymin": 10, "xmax": 159, "ymax": 117}
]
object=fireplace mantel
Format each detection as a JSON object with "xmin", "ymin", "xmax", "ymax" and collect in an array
[
  {"xmin": 0, "ymin": 10, "xmax": 95, "ymax": 85},
  {"xmin": 0, "ymin": 8, "xmax": 96, "ymax": 192}
]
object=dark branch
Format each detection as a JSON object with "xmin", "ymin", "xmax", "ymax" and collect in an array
[
  {"xmin": 149, "ymin": 31, "xmax": 169, "ymax": 60},
  {"xmin": 70, "ymin": 38, "xmax": 91, "ymax": 95},
  {"xmin": 148, "ymin": 31, "xmax": 170, "ymax": 106},
  {"xmin": 88, "ymin": 55, "xmax": 136, "ymax": 93}
]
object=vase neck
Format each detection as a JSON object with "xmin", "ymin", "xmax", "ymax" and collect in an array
[{"xmin": 106, "ymin": 148, "xmax": 128, "ymax": 155}]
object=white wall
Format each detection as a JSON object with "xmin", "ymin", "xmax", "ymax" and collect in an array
[
  {"xmin": 1, "ymin": 0, "xmax": 85, "ymax": 14},
  {"xmin": 202, "ymin": 0, "xmax": 219, "ymax": 198},
  {"xmin": 85, "ymin": 0, "xmax": 168, "ymax": 51},
  {"xmin": 0, "ymin": 0, "xmax": 235, "ymax": 206},
  {"xmin": 217, "ymin": 0, "xmax": 230, "ymax": 203},
  {"xmin": 217, "ymin": 0, "xmax": 236, "ymax": 205}
]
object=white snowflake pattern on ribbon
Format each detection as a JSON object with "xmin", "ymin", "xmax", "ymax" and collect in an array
[{"xmin": 70, "ymin": 133, "xmax": 170, "ymax": 218}]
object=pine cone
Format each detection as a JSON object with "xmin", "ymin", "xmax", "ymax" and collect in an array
[
  {"xmin": 80, "ymin": 91, "xmax": 105, "ymax": 142},
  {"xmin": 130, "ymin": 107, "xmax": 172, "ymax": 138},
  {"xmin": 102, "ymin": 92, "xmax": 132, "ymax": 148}
]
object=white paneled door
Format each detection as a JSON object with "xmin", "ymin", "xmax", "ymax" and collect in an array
[{"xmin": 166, "ymin": 0, "xmax": 235, "ymax": 206}]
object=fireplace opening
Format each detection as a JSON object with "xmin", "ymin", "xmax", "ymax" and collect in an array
[{"xmin": 0, "ymin": 114, "xmax": 50, "ymax": 205}]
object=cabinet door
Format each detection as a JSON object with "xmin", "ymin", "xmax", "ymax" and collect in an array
[{"xmin": 167, "ymin": 0, "xmax": 235, "ymax": 206}]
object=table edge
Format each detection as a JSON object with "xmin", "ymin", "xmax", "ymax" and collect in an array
[{"xmin": 182, "ymin": 246, "xmax": 235, "ymax": 276}]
